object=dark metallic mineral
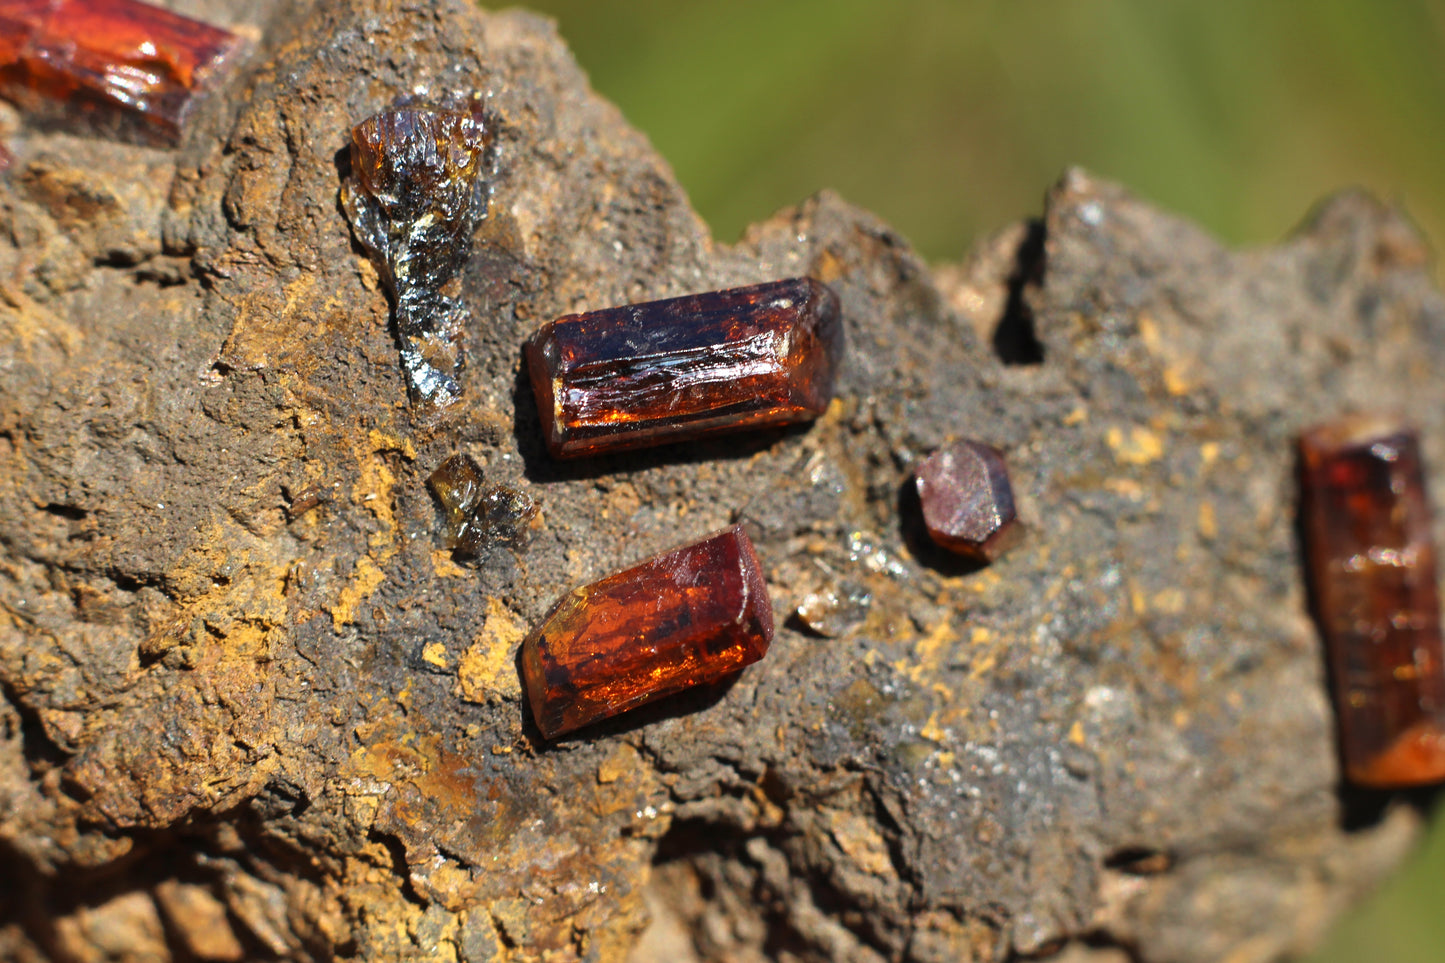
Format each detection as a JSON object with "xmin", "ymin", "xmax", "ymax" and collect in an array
[
  {"xmin": 0, "ymin": 0, "xmax": 241, "ymax": 145},
  {"xmin": 525, "ymin": 277, "xmax": 843, "ymax": 458},
  {"xmin": 1299, "ymin": 415, "xmax": 1445, "ymax": 788},
  {"xmin": 341, "ymin": 94, "xmax": 494, "ymax": 406}
]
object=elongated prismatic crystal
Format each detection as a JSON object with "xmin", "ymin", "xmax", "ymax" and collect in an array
[
  {"xmin": 524, "ymin": 277, "xmax": 843, "ymax": 458},
  {"xmin": 521, "ymin": 525, "xmax": 774, "ymax": 739},
  {"xmin": 0, "ymin": 0, "xmax": 242, "ymax": 144},
  {"xmin": 1299, "ymin": 415, "xmax": 1445, "ymax": 787},
  {"xmin": 341, "ymin": 94, "xmax": 494, "ymax": 406}
]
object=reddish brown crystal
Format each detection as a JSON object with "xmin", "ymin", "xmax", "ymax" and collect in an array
[
  {"xmin": 915, "ymin": 440, "xmax": 1020, "ymax": 561},
  {"xmin": 1299, "ymin": 415, "xmax": 1445, "ymax": 788},
  {"xmin": 521, "ymin": 525, "xmax": 774, "ymax": 739},
  {"xmin": 0, "ymin": 0, "xmax": 241, "ymax": 144},
  {"xmin": 524, "ymin": 277, "xmax": 843, "ymax": 458}
]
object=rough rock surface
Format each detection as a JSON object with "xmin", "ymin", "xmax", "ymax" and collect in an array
[{"xmin": 1, "ymin": 1, "xmax": 1442, "ymax": 961}]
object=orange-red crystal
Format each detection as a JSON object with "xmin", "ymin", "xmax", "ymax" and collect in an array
[
  {"xmin": 520, "ymin": 525, "xmax": 774, "ymax": 739},
  {"xmin": 1299, "ymin": 415, "xmax": 1445, "ymax": 788},
  {"xmin": 0, "ymin": 0, "xmax": 241, "ymax": 144},
  {"xmin": 524, "ymin": 277, "xmax": 843, "ymax": 458}
]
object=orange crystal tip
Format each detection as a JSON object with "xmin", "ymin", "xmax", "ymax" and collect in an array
[
  {"xmin": 524, "ymin": 277, "xmax": 843, "ymax": 459},
  {"xmin": 0, "ymin": 0, "xmax": 242, "ymax": 144},
  {"xmin": 1299, "ymin": 415, "xmax": 1445, "ymax": 788},
  {"xmin": 520, "ymin": 525, "xmax": 774, "ymax": 739}
]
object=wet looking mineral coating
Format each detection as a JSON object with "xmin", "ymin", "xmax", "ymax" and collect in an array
[
  {"xmin": 1299, "ymin": 415, "xmax": 1445, "ymax": 788},
  {"xmin": 0, "ymin": 0, "xmax": 241, "ymax": 144},
  {"xmin": 521, "ymin": 525, "xmax": 774, "ymax": 739},
  {"xmin": 524, "ymin": 277, "xmax": 843, "ymax": 458},
  {"xmin": 914, "ymin": 440, "xmax": 1020, "ymax": 561},
  {"xmin": 341, "ymin": 95, "xmax": 494, "ymax": 406},
  {"xmin": 427, "ymin": 454, "xmax": 538, "ymax": 562}
]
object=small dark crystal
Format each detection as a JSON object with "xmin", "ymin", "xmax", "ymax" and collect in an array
[
  {"xmin": 915, "ymin": 440, "xmax": 1021, "ymax": 562},
  {"xmin": 0, "ymin": 0, "xmax": 242, "ymax": 145},
  {"xmin": 428, "ymin": 455, "xmax": 538, "ymax": 562},
  {"xmin": 525, "ymin": 277, "xmax": 843, "ymax": 458},
  {"xmin": 341, "ymin": 94, "xmax": 494, "ymax": 406}
]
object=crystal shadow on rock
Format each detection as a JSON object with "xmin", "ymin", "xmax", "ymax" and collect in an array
[{"xmin": 340, "ymin": 92, "xmax": 496, "ymax": 408}]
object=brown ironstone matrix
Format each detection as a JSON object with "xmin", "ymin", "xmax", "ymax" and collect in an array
[
  {"xmin": 525, "ymin": 277, "xmax": 843, "ymax": 458},
  {"xmin": 0, "ymin": 0, "xmax": 241, "ymax": 144},
  {"xmin": 521, "ymin": 525, "xmax": 775, "ymax": 740},
  {"xmin": 1299, "ymin": 415, "xmax": 1445, "ymax": 788}
]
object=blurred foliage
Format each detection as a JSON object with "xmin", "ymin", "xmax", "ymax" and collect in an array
[
  {"xmin": 518, "ymin": 1, "xmax": 1445, "ymax": 960},
  {"xmin": 522, "ymin": 0, "xmax": 1445, "ymax": 265}
]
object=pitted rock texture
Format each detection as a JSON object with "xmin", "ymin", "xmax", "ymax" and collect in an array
[{"xmin": 0, "ymin": 2, "xmax": 1442, "ymax": 961}]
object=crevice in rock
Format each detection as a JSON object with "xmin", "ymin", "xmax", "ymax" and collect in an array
[{"xmin": 993, "ymin": 218, "xmax": 1046, "ymax": 365}]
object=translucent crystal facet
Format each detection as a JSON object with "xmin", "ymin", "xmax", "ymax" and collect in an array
[
  {"xmin": 520, "ymin": 525, "xmax": 774, "ymax": 739},
  {"xmin": 524, "ymin": 277, "xmax": 843, "ymax": 458},
  {"xmin": 341, "ymin": 95, "xmax": 494, "ymax": 406},
  {"xmin": 427, "ymin": 454, "xmax": 537, "ymax": 562},
  {"xmin": 915, "ymin": 440, "xmax": 1020, "ymax": 562},
  {"xmin": 0, "ymin": 0, "xmax": 241, "ymax": 144},
  {"xmin": 1299, "ymin": 415, "xmax": 1445, "ymax": 788}
]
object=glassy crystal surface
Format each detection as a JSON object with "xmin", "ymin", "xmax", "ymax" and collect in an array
[
  {"xmin": 525, "ymin": 277, "xmax": 843, "ymax": 458},
  {"xmin": 915, "ymin": 440, "xmax": 1020, "ymax": 561},
  {"xmin": 341, "ymin": 94, "xmax": 494, "ymax": 407},
  {"xmin": 0, "ymin": 0, "xmax": 241, "ymax": 144},
  {"xmin": 427, "ymin": 454, "xmax": 537, "ymax": 561},
  {"xmin": 521, "ymin": 525, "xmax": 774, "ymax": 739},
  {"xmin": 1299, "ymin": 415, "xmax": 1445, "ymax": 788}
]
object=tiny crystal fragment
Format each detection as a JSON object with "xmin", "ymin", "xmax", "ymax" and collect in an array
[
  {"xmin": 341, "ymin": 94, "xmax": 494, "ymax": 406},
  {"xmin": 521, "ymin": 525, "xmax": 774, "ymax": 739},
  {"xmin": 0, "ymin": 0, "xmax": 242, "ymax": 144},
  {"xmin": 915, "ymin": 440, "xmax": 1020, "ymax": 561},
  {"xmin": 795, "ymin": 580, "xmax": 871, "ymax": 638},
  {"xmin": 1299, "ymin": 415, "xmax": 1445, "ymax": 788},
  {"xmin": 427, "ymin": 454, "xmax": 538, "ymax": 562},
  {"xmin": 524, "ymin": 277, "xmax": 843, "ymax": 458}
]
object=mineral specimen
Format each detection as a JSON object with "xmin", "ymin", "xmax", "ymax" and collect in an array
[
  {"xmin": 1298, "ymin": 415, "xmax": 1445, "ymax": 788},
  {"xmin": 914, "ymin": 440, "xmax": 1020, "ymax": 561},
  {"xmin": 341, "ymin": 94, "xmax": 494, "ymax": 406},
  {"xmin": 427, "ymin": 454, "xmax": 538, "ymax": 561},
  {"xmin": 524, "ymin": 277, "xmax": 843, "ymax": 458},
  {"xmin": 521, "ymin": 525, "xmax": 774, "ymax": 739},
  {"xmin": 0, "ymin": 0, "xmax": 241, "ymax": 144}
]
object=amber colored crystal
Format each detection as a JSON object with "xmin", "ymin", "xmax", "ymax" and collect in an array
[
  {"xmin": 521, "ymin": 525, "xmax": 774, "ymax": 739},
  {"xmin": 524, "ymin": 277, "xmax": 843, "ymax": 458},
  {"xmin": 915, "ymin": 440, "xmax": 1020, "ymax": 562},
  {"xmin": 1299, "ymin": 415, "xmax": 1445, "ymax": 788},
  {"xmin": 341, "ymin": 95, "xmax": 494, "ymax": 406},
  {"xmin": 0, "ymin": 0, "xmax": 241, "ymax": 144},
  {"xmin": 427, "ymin": 454, "xmax": 538, "ymax": 561}
]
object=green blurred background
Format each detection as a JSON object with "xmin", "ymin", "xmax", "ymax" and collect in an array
[{"xmin": 518, "ymin": 1, "xmax": 1445, "ymax": 960}]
